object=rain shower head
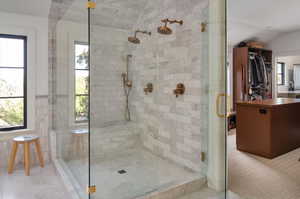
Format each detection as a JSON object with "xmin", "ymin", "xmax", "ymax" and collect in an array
[
  {"xmin": 157, "ymin": 26, "xmax": 173, "ymax": 35},
  {"xmin": 128, "ymin": 30, "xmax": 151, "ymax": 44},
  {"xmin": 157, "ymin": 18, "xmax": 183, "ymax": 35}
]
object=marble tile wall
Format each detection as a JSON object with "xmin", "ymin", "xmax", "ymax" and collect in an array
[
  {"xmin": 89, "ymin": 122, "xmax": 140, "ymax": 158},
  {"xmin": 48, "ymin": 0, "xmax": 75, "ymax": 133},
  {"xmin": 128, "ymin": 0, "xmax": 209, "ymax": 172},
  {"xmin": 90, "ymin": 25, "xmax": 130, "ymax": 127},
  {"xmin": 48, "ymin": 0, "xmax": 76, "ymax": 162}
]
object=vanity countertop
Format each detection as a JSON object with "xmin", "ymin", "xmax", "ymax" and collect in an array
[
  {"xmin": 278, "ymin": 90, "xmax": 300, "ymax": 94},
  {"xmin": 236, "ymin": 98, "xmax": 300, "ymax": 107}
]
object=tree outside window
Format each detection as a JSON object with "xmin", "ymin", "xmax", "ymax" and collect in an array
[
  {"xmin": 0, "ymin": 35, "xmax": 27, "ymax": 130},
  {"xmin": 75, "ymin": 42, "xmax": 89, "ymax": 123}
]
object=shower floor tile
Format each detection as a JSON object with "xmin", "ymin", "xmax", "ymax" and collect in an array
[{"xmin": 65, "ymin": 147, "xmax": 204, "ymax": 199}]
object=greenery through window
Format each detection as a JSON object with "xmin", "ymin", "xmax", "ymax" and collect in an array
[
  {"xmin": 277, "ymin": 62, "xmax": 285, "ymax": 85},
  {"xmin": 75, "ymin": 42, "xmax": 89, "ymax": 123},
  {"xmin": 0, "ymin": 34, "xmax": 27, "ymax": 130}
]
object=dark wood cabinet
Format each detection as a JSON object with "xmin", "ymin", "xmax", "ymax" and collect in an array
[
  {"xmin": 233, "ymin": 47, "xmax": 273, "ymax": 110},
  {"xmin": 236, "ymin": 98, "xmax": 300, "ymax": 158}
]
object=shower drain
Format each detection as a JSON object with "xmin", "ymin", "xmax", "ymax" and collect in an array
[{"xmin": 118, "ymin": 169, "xmax": 127, "ymax": 174}]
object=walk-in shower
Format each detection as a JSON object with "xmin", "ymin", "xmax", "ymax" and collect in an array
[{"xmin": 52, "ymin": 0, "xmax": 227, "ymax": 199}]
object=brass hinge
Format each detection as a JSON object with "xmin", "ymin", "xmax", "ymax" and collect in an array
[
  {"xmin": 201, "ymin": 152, "xmax": 206, "ymax": 162},
  {"xmin": 87, "ymin": 185, "xmax": 96, "ymax": 194},
  {"xmin": 86, "ymin": 1, "xmax": 96, "ymax": 9}
]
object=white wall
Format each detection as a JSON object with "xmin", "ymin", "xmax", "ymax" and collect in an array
[
  {"xmin": 268, "ymin": 30, "xmax": 300, "ymax": 94},
  {"xmin": 0, "ymin": 11, "xmax": 49, "ymax": 118},
  {"xmin": 0, "ymin": 11, "xmax": 50, "ymax": 166},
  {"xmin": 268, "ymin": 30, "xmax": 300, "ymax": 56}
]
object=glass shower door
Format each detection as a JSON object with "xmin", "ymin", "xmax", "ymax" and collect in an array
[
  {"xmin": 87, "ymin": 0, "xmax": 227, "ymax": 199},
  {"xmin": 52, "ymin": 0, "xmax": 89, "ymax": 198}
]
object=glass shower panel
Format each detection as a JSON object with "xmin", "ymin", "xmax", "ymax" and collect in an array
[
  {"xmin": 52, "ymin": 0, "xmax": 89, "ymax": 198},
  {"xmin": 89, "ymin": 0, "xmax": 227, "ymax": 199}
]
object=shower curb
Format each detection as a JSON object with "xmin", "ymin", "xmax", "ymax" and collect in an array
[
  {"xmin": 134, "ymin": 176, "xmax": 207, "ymax": 199},
  {"xmin": 53, "ymin": 158, "xmax": 82, "ymax": 199}
]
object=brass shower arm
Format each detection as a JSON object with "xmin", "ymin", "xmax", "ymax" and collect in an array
[
  {"xmin": 135, "ymin": 30, "xmax": 152, "ymax": 37},
  {"xmin": 161, "ymin": 18, "xmax": 183, "ymax": 25},
  {"xmin": 162, "ymin": 20, "xmax": 168, "ymax": 27}
]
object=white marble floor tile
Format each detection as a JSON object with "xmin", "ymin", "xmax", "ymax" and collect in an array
[{"xmin": 0, "ymin": 164, "xmax": 72, "ymax": 199}]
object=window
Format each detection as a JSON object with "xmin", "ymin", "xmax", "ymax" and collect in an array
[
  {"xmin": 75, "ymin": 42, "xmax": 89, "ymax": 123},
  {"xmin": 277, "ymin": 62, "xmax": 285, "ymax": 85},
  {"xmin": 0, "ymin": 34, "xmax": 27, "ymax": 131}
]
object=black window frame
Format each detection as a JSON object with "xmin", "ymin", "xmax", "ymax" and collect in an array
[
  {"xmin": 277, "ymin": 62, "xmax": 285, "ymax": 86},
  {"xmin": 74, "ymin": 41, "xmax": 89, "ymax": 123},
  {"xmin": 0, "ymin": 34, "xmax": 27, "ymax": 131}
]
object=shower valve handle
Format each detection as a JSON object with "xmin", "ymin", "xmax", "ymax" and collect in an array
[
  {"xmin": 174, "ymin": 83, "xmax": 185, "ymax": 98},
  {"xmin": 144, "ymin": 83, "xmax": 153, "ymax": 95}
]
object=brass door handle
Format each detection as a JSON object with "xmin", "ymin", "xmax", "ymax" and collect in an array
[{"xmin": 216, "ymin": 93, "xmax": 226, "ymax": 118}]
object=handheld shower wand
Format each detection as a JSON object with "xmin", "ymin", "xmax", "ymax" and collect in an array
[{"xmin": 122, "ymin": 54, "xmax": 133, "ymax": 121}]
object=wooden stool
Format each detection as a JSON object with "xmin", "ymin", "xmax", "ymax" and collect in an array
[
  {"xmin": 71, "ymin": 129, "xmax": 88, "ymax": 159},
  {"xmin": 7, "ymin": 135, "xmax": 44, "ymax": 176}
]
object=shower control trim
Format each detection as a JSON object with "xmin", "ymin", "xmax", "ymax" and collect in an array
[
  {"xmin": 174, "ymin": 83, "xmax": 185, "ymax": 98},
  {"xmin": 144, "ymin": 83, "xmax": 153, "ymax": 95}
]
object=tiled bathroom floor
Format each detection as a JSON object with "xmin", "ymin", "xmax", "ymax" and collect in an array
[
  {"xmin": 65, "ymin": 147, "xmax": 205, "ymax": 199},
  {"xmin": 0, "ymin": 164, "xmax": 71, "ymax": 199},
  {"xmin": 228, "ymin": 132, "xmax": 300, "ymax": 199}
]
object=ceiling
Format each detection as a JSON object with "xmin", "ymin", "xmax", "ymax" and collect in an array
[
  {"xmin": 2, "ymin": 0, "xmax": 300, "ymax": 43},
  {"xmin": 0, "ymin": 0, "xmax": 51, "ymax": 17},
  {"xmin": 61, "ymin": 0, "xmax": 147, "ymax": 30},
  {"xmin": 228, "ymin": 0, "xmax": 300, "ymax": 46},
  {"xmin": 0, "ymin": 0, "xmax": 145, "ymax": 30}
]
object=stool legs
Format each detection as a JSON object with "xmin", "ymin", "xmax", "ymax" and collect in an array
[
  {"xmin": 34, "ymin": 139, "xmax": 44, "ymax": 168},
  {"xmin": 7, "ymin": 137, "xmax": 44, "ymax": 176},
  {"xmin": 8, "ymin": 141, "xmax": 19, "ymax": 174},
  {"xmin": 24, "ymin": 142, "xmax": 30, "ymax": 176}
]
